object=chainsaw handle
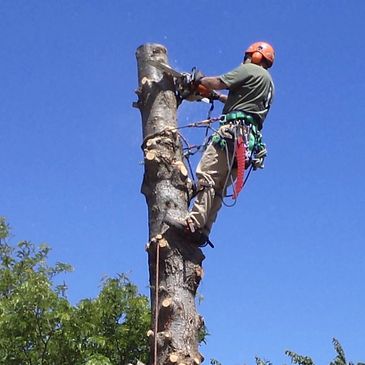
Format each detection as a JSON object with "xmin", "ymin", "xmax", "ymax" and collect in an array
[{"xmin": 196, "ymin": 84, "xmax": 211, "ymax": 97}]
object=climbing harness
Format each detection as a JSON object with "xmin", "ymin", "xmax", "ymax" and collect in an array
[
  {"xmin": 206, "ymin": 110, "xmax": 267, "ymax": 204},
  {"xmin": 146, "ymin": 106, "xmax": 267, "ymax": 207},
  {"xmin": 175, "ymin": 107, "xmax": 267, "ymax": 206}
]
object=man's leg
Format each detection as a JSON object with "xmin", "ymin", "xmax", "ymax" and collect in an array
[
  {"xmin": 201, "ymin": 194, "xmax": 222, "ymax": 236},
  {"xmin": 202, "ymin": 167, "xmax": 237, "ymax": 236},
  {"xmin": 164, "ymin": 125, "xmax": 236, "ymax": 245},
  {"xmin": 188, "ymin": 141, "xmax": 231, "ymax": 231}
]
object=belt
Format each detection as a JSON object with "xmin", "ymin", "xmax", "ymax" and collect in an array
[{"xmin": 221, "ymin": 111, "xmax": 256, "ymax": 126}]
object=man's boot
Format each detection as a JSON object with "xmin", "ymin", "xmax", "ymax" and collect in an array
[
  {"xmin": 164, "ymin": 216, "xmax": 214, "ymax": 248},
  {"xmin": 164, "ymin": 216, "xmax": 189, "ymax": 233}
]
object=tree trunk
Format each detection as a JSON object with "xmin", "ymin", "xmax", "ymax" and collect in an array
[{"xmin": 135, "ymin": 44, "xmax": 205, "ymax": 365}]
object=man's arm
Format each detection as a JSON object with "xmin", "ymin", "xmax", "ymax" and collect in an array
[
  {"xmin": 200, "ymin": 76, "xmax": 227, "ymax": 90},
  {"xmin": 199, "ymin": 76, "xmax": 228, "ymax": 103}
]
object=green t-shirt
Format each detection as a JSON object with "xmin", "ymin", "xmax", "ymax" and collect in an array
[{"xmin": 220, "ymin": 63, "xmax": 274, "ymax": 128}]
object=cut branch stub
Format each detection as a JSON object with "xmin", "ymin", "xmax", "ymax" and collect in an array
[
  {"xmin": 173, "ymin": 161, "xmax": 188, "ymax": 179},
  {"xmin": 169, "ymin": 353, "xmax": 179, "ymax": 363},
  {"xmin": 161, "ymin": 297, "xmax": 173, "ymax": 309}
]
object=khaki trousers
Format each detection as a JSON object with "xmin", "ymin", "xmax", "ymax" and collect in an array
[{"xmin": 188, "ymin": 125, "xmax": 237, "ymax": 235}]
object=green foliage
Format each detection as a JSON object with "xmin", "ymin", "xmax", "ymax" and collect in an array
[
  {"xmin": 329, "ymin": 338, "xmax": 348, "ymax": 365},
  {"xmin": 198, "ymin": 322, "xmax": 209, "ymax": 345},
  {"xmin": 69, "ymin": 275, "xmax": 150, "ymax": 365},
  {"xmin": 286, "ymin": 338, "xmax": 364, "ymax": 365},
  {"xmin": 0, "ymin": 218, "xmax": 150, "ymax": 365},
  {"xmin": 285, "ymin": 350, "xmax": 314, "ymax": 365},
  {"xmin": 85, "ymin": 354, "xmax": 113, "ymax": 365},
  {"xmin": 2, "ymin": 216, "xmax": 363, "ymax": 365},
  {"xmin": 0, "ymin": 218, "xmax": 9, "ymax": 242},
  {"xmin": 210, "ymin": 359, "xmax": 222, "ymax": 365},
  {"xmin": 212, "ymin": 339, "xmax": 363, "ymax": 365},
  {"xmin": 255, "ymin": 357, "xmax": 273, "ymax": 365}
]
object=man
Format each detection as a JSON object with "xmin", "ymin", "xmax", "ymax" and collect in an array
[{"xmin": 167, "ymin": 41, "xmax": 275, "ymax": 246}]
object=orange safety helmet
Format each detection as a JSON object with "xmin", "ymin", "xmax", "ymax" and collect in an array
[{"xmin": 245, "ymin": 41, "xmax": 275, "ymax": 68}]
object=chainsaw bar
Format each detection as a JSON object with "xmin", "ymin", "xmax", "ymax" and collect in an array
[
  {"xmin": 147, "ymin": 59, "xmax": 187, "ymax": 79},
  {"xmin": 147, "ymin": 59, "xmax": 210, "ymax": 103}
]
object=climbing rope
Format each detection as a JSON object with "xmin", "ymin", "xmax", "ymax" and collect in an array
[
  {"xmin": 153, "ymin": 240, "xmax": 160, "ymax": 365},
  {"xmin": 176, "ymin": 115, "xmax": 221, "ymax": 184}
]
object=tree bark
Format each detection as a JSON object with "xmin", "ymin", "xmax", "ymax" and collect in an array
[{"xmin": 135, "ymin": 44, "xmax": 205, "ymax": 365}]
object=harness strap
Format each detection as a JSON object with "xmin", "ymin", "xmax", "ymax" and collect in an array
[{"xmin": 222, "ymin": 110, "xmax": 256, "ymax": 126}]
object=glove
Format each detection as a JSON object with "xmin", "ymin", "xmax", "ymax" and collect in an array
[{"xmin": 210, "ymin": 90, "xmax": 220, "ymax": 100}]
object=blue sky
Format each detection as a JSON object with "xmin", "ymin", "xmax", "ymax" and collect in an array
[{"xmin": 1, "ymin": 0, "xmax": 364, "ymax": 364}]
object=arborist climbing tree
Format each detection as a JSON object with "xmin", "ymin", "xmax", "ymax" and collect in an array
[
  {"xmin": 165, "ymin": 41, "xmax": 275, "ymax": 247},
  {"xmin": 135, "ymin": 41, "xmax": 275, "ymax": 365}
]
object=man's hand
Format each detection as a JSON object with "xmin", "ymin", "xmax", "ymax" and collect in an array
[
  {"xmin": 180, "ymin": 68, "xmax": 227, "ymax": 103},
  {"xmin": 196, "ymin": 84, "xmax": 220, "ymax": 101}
]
